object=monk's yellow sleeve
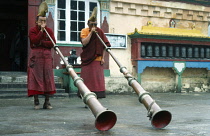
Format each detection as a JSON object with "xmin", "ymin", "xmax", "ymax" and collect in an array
[{"xmin": 80, "ymin": 28, "xmax": 90, "ymax": 39}]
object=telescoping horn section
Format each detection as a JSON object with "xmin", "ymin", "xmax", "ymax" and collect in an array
[{"xmin": 43, "ymin": 28, "xmax": 117, "ymax": 131}]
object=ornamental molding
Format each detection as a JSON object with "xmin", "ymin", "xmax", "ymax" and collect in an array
[{"xmin": 110, "ymin": 1, "xmax": 210, "ymax": 22}]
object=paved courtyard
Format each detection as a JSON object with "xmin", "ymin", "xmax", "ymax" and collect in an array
[{"xmin": 0, "ymin": 93, "xmax": 210, "ymax": 136}]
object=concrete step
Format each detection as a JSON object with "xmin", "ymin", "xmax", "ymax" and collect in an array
[
  {"xmin": 0, "ymin": 88, "xmax": 68, "ymax": 99},
  {"xmin": 0, "ymin": 71, "xmax": 27, "ymax": 76},
  {"xmin": 0, "ymin": 88, "xmax": 66, "ymax": 93},
  {"xmin": 0, "ymin": 71, "xmax": 26, "ymax": 83},
  {"xmin": 0, "ymin": 76, "xmax": 62, "ymax": 84},
  {"xmin": 0, "ymin": 93, "xmax": 69, "ymax": 99},
  {"xmin": 0, "ymin": 71, "xmax": 63, "ymax": 84},
  {"xmin": 0, "ymin": 71, "xmax": 68, "ymax": 98},
  {"xmin": 0, "ymin": 82, "xmax": 62, "ymax": 88}
]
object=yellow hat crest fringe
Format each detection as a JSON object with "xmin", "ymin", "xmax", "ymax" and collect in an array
[
  {"xmin": 37, "ymin": 1, "xmax": 48, "ymax": 17},
  {"xmin": 88, "ymin": 7, "xmax": 97, "ymax": 22}
]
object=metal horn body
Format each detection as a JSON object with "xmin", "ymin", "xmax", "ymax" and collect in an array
[
  {"xmin": 44, "ymin": 28, "xmax": 117, "ymax": 131},
  {"xmin": 95, "ymin": 32, "xmax": 172, "ymax": 129}
]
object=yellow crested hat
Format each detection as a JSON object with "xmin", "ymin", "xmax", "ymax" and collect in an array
[
  {"xmin": 37, "ymin": 1, "xmax": 48, "ymax": 17},
  {"xmin": 88, "ymin": 7, "xmax": 97, "ymax": 22}
]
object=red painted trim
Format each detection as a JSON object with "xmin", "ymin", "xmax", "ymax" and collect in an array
[
  {"xmin": 28, "ymin": 0, "xmax": 42, "ymax": 53},
  {"xmin": 28, "ymin": 0, "xmax": 41, "ymax": 5},
  {"xmin": 132, "ymin": 58, "xmax": 210, "ymax": 62},
  {"xmin": 131, "ymin": 38, "xmax": 210, "ymax": 46}
]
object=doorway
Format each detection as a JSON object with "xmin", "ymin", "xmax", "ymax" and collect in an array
[{"xmin": 0, "ymin": 0, "xmax": 28, "ymax": 72}]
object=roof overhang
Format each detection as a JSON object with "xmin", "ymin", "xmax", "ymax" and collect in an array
[{"xmin": 128, "ymin": 25, "xmax": 210, "ymax": 42}]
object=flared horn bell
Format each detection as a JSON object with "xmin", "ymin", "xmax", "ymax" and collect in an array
[
  {"xmin": 95, "ymin": 110, "xmax": 117, "ymax": 131},
  {"xmin": 81, "ymin": 91, "xmax": 117, "ymax": 131},
  {"xmin": 151, "ymin": 110, "xmax": 172, "ymax": 129},
  {"xmin": 137, "ymin": 91, "xmax": 172, "ymax": 129}
]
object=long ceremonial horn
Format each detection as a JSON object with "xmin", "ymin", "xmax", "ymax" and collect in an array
[
  {"xmin": 43, "ymin": 28, "xmax": 117, "ymax": 131},
  {"xmin": 95, "ymin": 32, "xmax": 172, "ymax": 129}
]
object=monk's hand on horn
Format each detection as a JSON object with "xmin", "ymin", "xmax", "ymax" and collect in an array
[
  {"xmin": 90, "ymin": 25, "xmax": 97, "ymax": 33},
  {"xmin": 100, "ymin": 58, "xmax": 105, "ymax": 65},
  {"xmin": 41, "ymin": 22, "xmax": 46, "ymax": 32}
]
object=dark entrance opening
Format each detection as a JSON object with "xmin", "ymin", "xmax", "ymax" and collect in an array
[{"xmin": 0, "ymin": 0, "xmax": 28, "ymax": 72}]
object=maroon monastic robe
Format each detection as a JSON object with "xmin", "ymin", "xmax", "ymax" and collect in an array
[
  {"xmin": 80, "ymin": 27, "xmax": 111, "ymax": 98},
  {"xmin": 27, "ymin": 25, "xmax": 56, "ymax": 96},
  {"xmin": 80, "ymin": 27, "xmax": 111, "ymax": 66}
]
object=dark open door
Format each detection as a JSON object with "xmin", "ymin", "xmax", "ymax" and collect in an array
[{"xmin": 0, "ymin": 0, "xmax": 28, "ymax": 71}]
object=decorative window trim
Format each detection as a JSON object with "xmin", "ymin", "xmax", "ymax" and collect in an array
[{"xmin": 54, "ymin": 0, "xmax": 100, "ymax": 45}]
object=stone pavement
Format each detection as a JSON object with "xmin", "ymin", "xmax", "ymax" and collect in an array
[{"xmin": 0, "ymin": 93, "xmax": 210, "ymax": 136}]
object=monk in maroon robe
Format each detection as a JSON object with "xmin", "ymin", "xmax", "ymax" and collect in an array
[
  {"xmin": 28, "ymin": 15, "xmax": 56, "ymax": 110},
  {"xmin": 79, "ymin": 20, "xmax": 111, "ymax": 98}
]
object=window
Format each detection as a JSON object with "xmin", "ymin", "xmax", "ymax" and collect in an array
[{"xmin": 56, "ymin": 0, "xmax": 99, "ymax": 44}]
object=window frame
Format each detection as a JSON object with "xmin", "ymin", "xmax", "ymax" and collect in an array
[{"xmin": 54, "ymin": 0, "xmax": 100, "ymax": 45}]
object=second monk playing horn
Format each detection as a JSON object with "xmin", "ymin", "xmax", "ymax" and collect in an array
[{"xmin": 78, "ymin": 7, "xmax": 111, "ymax": 99}]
